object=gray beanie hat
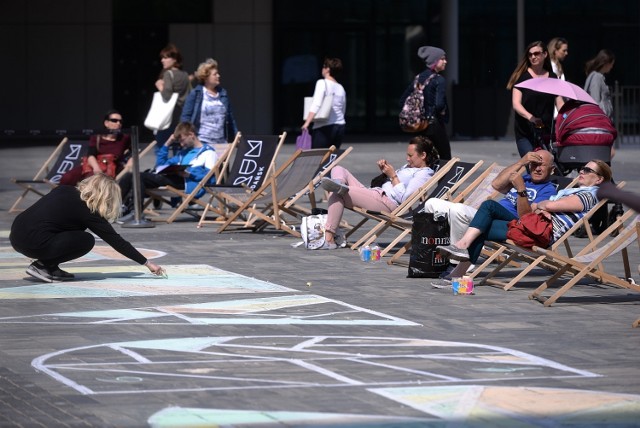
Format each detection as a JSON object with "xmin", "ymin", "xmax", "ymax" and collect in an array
[{"xmin": 418, "ymin": 46, "xmax": 446, "ymax": 68}]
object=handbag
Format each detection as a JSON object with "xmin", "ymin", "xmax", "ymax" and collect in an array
[
  {"xmin": 506, "ymin": 212, "xmax": 553, "ymax": 248},
  {"xmin": 408, "ymin": 212, "xmax": 451, "ymax": 278},
  {"xmin": 81, "ymin": 153, "xmax": 117, "ymax": 178},
  {"xmin": 296, "ymin": 128, "xmax": 312, "ymax": 150},
  {"xmin": 303, "ymin": 79, "xmax": 333, "ymax": 121},
  {"xmin": 144, "ymin": 91, "xmax": 178, "ymax": 131},
  {"xmin": 300, "ymin": 214, "xmax": 345, "ymax": 249}
]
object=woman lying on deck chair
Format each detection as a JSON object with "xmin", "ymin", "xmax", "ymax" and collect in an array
[
  {"xmin": 436, "ymin": 159, "xmax": 612, "ymax": 264},
  {"xmin": 316, "ymin": 135, "xmax": 439, "ymax": 250}
]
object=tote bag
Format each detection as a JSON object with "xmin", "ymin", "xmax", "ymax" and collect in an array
[
  {"xmin": 303, "ymin": 80, "xmax": 333, "ymax": 122},
  {"xmin": 408, "ymin": 212, "xmax": 450, "ymax": 278},
  {"xmin": 144, "ymin": 92, "xmax": 178, "ymax": 131}
]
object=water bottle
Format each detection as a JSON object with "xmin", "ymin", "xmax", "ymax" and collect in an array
[
  {"xmin": 360, "ymin": 245, "xmax": 371, "ymax": 262},
  {"xmin": 370, "ymin": 243, "xmax": 381, "ymax": 262}
]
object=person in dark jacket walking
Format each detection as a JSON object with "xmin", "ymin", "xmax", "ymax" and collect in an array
[
  {"xmin": 10, "ymin": 174, "xmax": 166, "ymax": 282},
  {"xmin": 400, "ymin": 46, "xmax": 451, "ymax": 160}
]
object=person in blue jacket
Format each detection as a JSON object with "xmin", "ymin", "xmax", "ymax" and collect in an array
[
  {"xmin": 118, "ymin": 122, "xmax": 218, "ymax": 221},
  {"xmin": 181, "ymin": 58, "xmax": 238, "ymax": 146}
]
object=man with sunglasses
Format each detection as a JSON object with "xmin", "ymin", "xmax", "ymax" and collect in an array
[
  {"xmin": 424, "ymin": 149, "xmax": 558, "ymax": 285},
  {"xmin": 117, "ymin": 122, "xmax": 217, "ymax": 223}
]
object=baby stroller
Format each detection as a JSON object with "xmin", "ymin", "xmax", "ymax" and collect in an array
[
  {"xmin": 552, "ymin": 100, "xmax": 622, "ymax": 234},
  {"xmin": 553, "ymin": 99, "xmax": 617, "ymax": 175}
]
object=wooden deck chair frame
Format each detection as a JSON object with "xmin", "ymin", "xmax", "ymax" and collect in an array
[
  {"xmin": 217, "ymin": 147, "xmax": 336, "ymax": 237},
  {"xmin": 144, "ymin": 133, "xmax": 241, "ymax": 224},
  {"xmin": 528, "ymin": 211, "xmax": 639, "ymax": 306},
  {"xmin": 351, "ymin": 158, "xmax": 486, "ymax": 258},
  {"xmin": 460, "ymin": 174, "xmax": 582, "ymax": 283},
  {"xmin": 196, "ymin": 133, "xmax": 286, "ymax": 228},
  {"xmin": 10, "ymin": 137, "xmax": 85, "ymax": 213},
  {"xmin": 282, "ymin": 146, "xmax": 354, "ymax": 218},
  {"xmin": 387, "ymin": 162, "xmax": 504, "ymax": 267},
  {"xmin": 115, "ymin": 140, "xmax": 157, "ymax": 182},
  {"xmin": 474, "ymin": 182, "xmax": 625, "ymax": 291},
  {"xmin": 343, "ymin": 158, "xmax": 459, "ymax": 250}
]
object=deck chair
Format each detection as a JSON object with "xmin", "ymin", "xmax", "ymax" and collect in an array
[
  {"xmin": 343, "ymin": 158, "xmax": 457, "ymax": 249},
  {"xmin": 144, "ymin": 133, "xmax": 241, "ymax": 224},
  {"xmin": 217, "ymin": 147, "xmax": 336, "ymax": 237},
  {"xmin": 528, "ymin": 210, "xmax": 639, "ymax": 307},
  {"xmin": 283, "ymin": 146, "xmax": 354, "ymax": 217},
  {"xmin": 474, "ymin": 182, "xmax": 625, "ymax": 291},
  {"xmin": 459, "ymin": 173, "xmax": 580, "ymax": 278},
  {"xmin": 349, "ymin": 159, "xmax": 485, "ymax": 257},
  {"xmin": 387, "ymin": 162, "xmax": 504, "ymax": 267},
  {"xmin": 10, "ymin": 138, "xmax": 88, "ymax": 212},
  {"xmin": 196, "ymin": 133, "xmax": 286, "ymax": 228},
  {"xmin": 115, "ymin": 140, "xmax": 158, "ymax": 181}
]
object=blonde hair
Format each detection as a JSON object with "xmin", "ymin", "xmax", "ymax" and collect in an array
[
  {"xmin": 77, "ymin": 174, "xmax": 122, "ymax": 223},
  {"xmin": 195, "ymin": 58, "xmax": 219, "ymax": 83}
]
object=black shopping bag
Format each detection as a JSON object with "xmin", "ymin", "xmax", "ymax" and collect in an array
[{"xmin": 408, "ymin": 212, "xmax": 450, "ymax": 278}]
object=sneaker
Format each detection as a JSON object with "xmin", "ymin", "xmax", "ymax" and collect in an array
[
  {"xmin": 50, "ymin": 266, "xmax": 75, "ymax": 280},
  {"xmin": 436, "ymin": 244, "xmax": 470, "ymax": 261},
  {"xmin": 315, "ymin": 241, "xmax": 338, "ymax": 250},
  {"xmin": 26, "ymin": 261, "xmax": 54, "ymax": 283},
  {"xmin": 320, "ymin": 178, "xmax": 349, "ymax": 196},
  {"xmin": 431, "ymin": 279, "xmax": 452, "ymax": 289}
]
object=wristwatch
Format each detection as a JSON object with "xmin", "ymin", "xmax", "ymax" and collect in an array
[{"xmin": 517, "ymin": 190, "xmax": 528, "ymax": 197}]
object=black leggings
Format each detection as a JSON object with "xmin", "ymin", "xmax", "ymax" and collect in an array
[
  {"xmin": 11, "ymin": 231, "xmax": 95, "ymax": 268},
  {"xmin": 312, "ymin": 124, "xmax": 345, "ymax": 149}
]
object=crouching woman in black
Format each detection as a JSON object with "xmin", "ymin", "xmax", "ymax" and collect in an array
[{"xmin": 10, "ymin": 174, "xmax": 165, "ymax": 282}]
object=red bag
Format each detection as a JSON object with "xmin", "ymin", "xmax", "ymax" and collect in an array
[
  {"xmin": 81, "ymin": 154, "xmax": 117, "ymax": 178},
  {"xmin": 506, "ymin": 212, "xmax": 553, "ymax": 248}
]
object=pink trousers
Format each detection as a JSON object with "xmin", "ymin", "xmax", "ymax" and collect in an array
[{"xmin": 325, "ymin": 166, "xmax": 398, "ymax": 234}]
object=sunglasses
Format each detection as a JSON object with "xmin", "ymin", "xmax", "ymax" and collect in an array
[
  {"xmin": 579, "ymin": 166, "xmax": 601, "ymax": 176},
  {"xmin": 528, "ymin": 51, "xmax": 543, "ymax": 57},
  {"xmin": 107, "ymin": 118, "xmax": 122, "ymax": 123}
]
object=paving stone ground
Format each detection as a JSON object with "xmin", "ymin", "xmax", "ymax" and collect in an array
[{"xmin": 1, "ymin": 138, "xmax": 639, "ymax": 427}]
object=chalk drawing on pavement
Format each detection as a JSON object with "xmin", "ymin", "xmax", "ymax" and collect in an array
[
  {"xmin": 148, "ymin": 407, "xmax": 435, "ymax": 427},
  {"xmin": 0, "ymin": 294, "xmax": 419, "ymax": 326},
  {"xmin": 146, "ymin": 386, "xmax": 640, "ymax": 427},
  {"xmin": 32, "ymin": 335, "xmax": 598, "ymax": 396},
  {"xmin": 0, "ymin": 264, "xmax": 292, "ymax": 299}
]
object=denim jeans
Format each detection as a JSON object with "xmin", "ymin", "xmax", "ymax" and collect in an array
[{"xmin": 467, "ymin": 200, "xmax": 517, "ymax": 263}]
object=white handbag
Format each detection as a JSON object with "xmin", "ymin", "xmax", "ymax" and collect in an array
[
  {"xmin": 144, "ymin": 91, "xmax": 178, "ymax": 131},
  {"xmin": 303, "ymin": 80, "xmax": 333, "ymax": 121}
]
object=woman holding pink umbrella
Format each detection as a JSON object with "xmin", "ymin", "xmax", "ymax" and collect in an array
[{"xmin": 506, "ymin": 41, "xmax": 564, "ymax": 157}]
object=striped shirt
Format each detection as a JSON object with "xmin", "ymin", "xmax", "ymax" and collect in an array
[{"xmin": 550, "ymin": 188, "xmax": 599, "ymax": 243}]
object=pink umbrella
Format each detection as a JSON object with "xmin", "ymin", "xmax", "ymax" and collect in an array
[{"xmin": 515, "ymin": 78, "xmax": 597, "ymax": 104}]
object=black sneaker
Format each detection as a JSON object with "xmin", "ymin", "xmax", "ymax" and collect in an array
[
  {"xmin": 26, "ymin": 261, "xmax": 54, "ymax": 283},
  {"xmin": 50, "ymin": 266, "xmax": 75, "ymax": 280}
]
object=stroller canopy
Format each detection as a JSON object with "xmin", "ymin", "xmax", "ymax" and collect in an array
[{"xmin": 555, "ymin": 100, "xmax": 617, "ymax": 147}]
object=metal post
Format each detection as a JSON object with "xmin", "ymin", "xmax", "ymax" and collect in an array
[{"xmin": 122, "ymin": 125, "xmax": 154, "ymax": 228}]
